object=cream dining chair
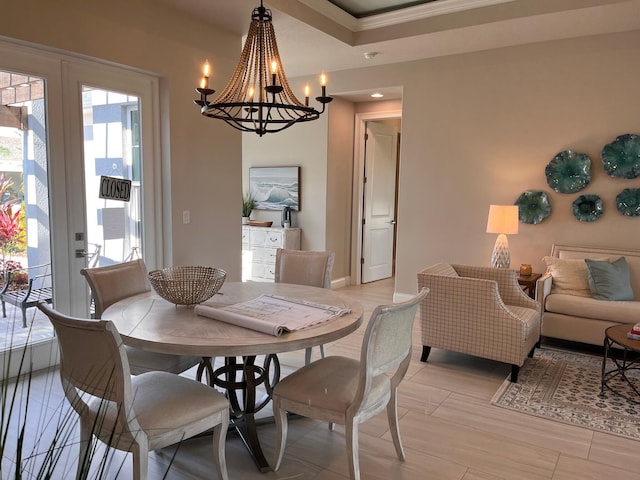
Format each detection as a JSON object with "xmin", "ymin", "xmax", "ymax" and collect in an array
[
  {"xmin": 37, "ymin": 302, "xmax": 230, "ymax": 480},
  {"xmin": 271, "ymin": 288, "xmax": 429, "ymax": 480},
  {"xmin": 80, "ymin": 259, "xmax": 201, "ymax": 375},
  {"xmin": 274, "ymin": 248, "xmax": 335, "ymax": 364}
]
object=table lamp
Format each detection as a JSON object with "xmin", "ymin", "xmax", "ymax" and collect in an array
[{"xmin": 486, "ymin": 205, "xmax": 519, "ymax": 268}]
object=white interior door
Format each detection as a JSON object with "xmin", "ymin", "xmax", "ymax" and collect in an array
[{"xmin": 361, "ymin": 121, "xmax": 398, "ymax": 283}]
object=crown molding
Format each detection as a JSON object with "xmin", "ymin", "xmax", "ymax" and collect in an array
[{"xmin": 299, "ymin": 0, "xmax": 516, "ymax": 32}]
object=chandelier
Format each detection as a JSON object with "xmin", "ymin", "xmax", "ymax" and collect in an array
[{"xmin": 194, "ymin": 1, "xmax": 333, "ymax": 136}]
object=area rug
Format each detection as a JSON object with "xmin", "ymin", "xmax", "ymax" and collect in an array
[{"xmin": 491, "ymin": 348, "xmax": 640, "ymax": 440}]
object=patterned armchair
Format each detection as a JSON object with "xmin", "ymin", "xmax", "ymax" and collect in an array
[{"xmin": 417, "ymin": 263, "xmax": 541, "ymax": 382}]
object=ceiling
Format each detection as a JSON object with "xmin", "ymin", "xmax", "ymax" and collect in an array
[
  {"xmin": 158, "ymin": 0, "xmax": 640, "ymax": 102},
  {"xmin": 325, "ymin": 0, "xmax": 438, "ymax": 18}
]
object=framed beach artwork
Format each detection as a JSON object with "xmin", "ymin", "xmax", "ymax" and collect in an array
[{"xmin": 249, "ymin": 166, "xmax": 300, "ymax": 211}]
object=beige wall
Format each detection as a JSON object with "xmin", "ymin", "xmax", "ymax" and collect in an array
[
  {"xmin": 1, "ymin": 0, "xmax": 244, "ymax": 279},
  {"xmin": 341, "ymin": 30, "xmax": 640, "ymax": 295},
  {"xmin": 5, "ymin": 1, "xmax": 638, "ymax": 296},
  {"xmin": 242, "ymin": 90, "xmax": 329, "ymax": 251},
  {"xmin": 247, "ymin": 30, "xmax": 640, "ymax": 296},
  {"xmin": 326, "ymin": 98, "xmax": 355, "ymax": 280},
  {"xmin": 394, "ymin": 31, "xmax": 640, "ymax": 295},
  {"xmin": 355, "ymin": 100, "xmax": 403, "ymax": 117}
]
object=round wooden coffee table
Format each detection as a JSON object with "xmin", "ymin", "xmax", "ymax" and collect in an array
[{"xmin": 601, "ymin": 324, "xmax": 640, "ymax": 403}]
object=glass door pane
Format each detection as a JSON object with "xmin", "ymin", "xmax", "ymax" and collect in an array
[
  {"xmin": 0, "ymin": 69, "xmax": 53, "ymax": 352},
  {"xmin": 81, "ymin": 86, "xmax": 143, "ymax": 267}
]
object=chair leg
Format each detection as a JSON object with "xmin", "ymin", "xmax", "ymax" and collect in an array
[
  {"xmin": 345, "ymin": 418, "xmax": 361, "ymax": 480},
  {"xmin": 420, "ymin": 346, "xmax": 431, "ymax": 362},
  {"xmin": 304, "ymin": 347, "xmax": 312, "ymax": 365},
  {"xmin": 510, "ymin": 365, "xmax": 519, "ymax": 383},
  {"xmin": 76, "ymin": 420, "xmax": 93, "ymax": 479},
  {"xmin": 272, "ymin": 398, "xmax": 289, "ymax": 471},
  {"xmin": 386, "ymin": 387, "xmax": 405, "ymax": 461},
  {"xmin": 212, "ymin": 411, "xmax": 230, "ymax": 480},
  {"xmin": 305, "ymin": 345, "xmax": 327, "ymax": 365},
  {"xmin": 132, "ymin": 442, "xmax": 148, "ymax": 480},
  {"xmin": 21, "ymin": 306, "xmax": 27, "ymax": 328}
]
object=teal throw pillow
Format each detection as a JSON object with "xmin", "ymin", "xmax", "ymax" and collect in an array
[{"xmin": 585, "ymin": 257, "xmax": 634, "ymax": 301}]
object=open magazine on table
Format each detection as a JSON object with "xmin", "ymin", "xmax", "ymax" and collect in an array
[{"xmin": 194, "ymin": 294, "xmax": 351, "ymax": 337}]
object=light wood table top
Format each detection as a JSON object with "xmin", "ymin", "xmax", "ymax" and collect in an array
[{"xmin": 102, "ymin": 281, "xmax": 364, "ymax": 358}]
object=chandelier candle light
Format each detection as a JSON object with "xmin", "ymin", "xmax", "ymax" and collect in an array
[
  {"xmin": 486, "ymin": 205, "xmax": 519, "ymax": 269},
  {"xmin": 194, "ymin": 1, "xmax": 333, "ymax": 136}
]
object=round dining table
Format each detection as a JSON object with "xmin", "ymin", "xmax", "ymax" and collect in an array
[{"xmin": 102, "ymin": 281, "xmax": 364, "ymax": 472}]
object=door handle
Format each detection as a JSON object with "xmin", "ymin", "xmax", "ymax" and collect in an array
[{"xmin": 389, "ymin": 220, "xmax": 396, "ymax": 224}]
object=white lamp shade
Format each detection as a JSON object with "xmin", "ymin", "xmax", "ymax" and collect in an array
[{"xmin": 486, "ymin": 205, "xmax": 519, "ymax": 235}]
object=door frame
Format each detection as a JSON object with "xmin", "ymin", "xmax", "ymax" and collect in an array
[{"xmin": 350, "ymin": 109, "xmax": 402, "ymax": 285}]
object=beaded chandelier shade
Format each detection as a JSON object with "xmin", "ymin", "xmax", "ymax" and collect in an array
[{"xmin": 194, "ymin": 1, "xmax": 332, "ymax": 136}]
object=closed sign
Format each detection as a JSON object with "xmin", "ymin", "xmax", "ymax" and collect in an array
[{"xmin": 99, "ymin": 176, "xmax": 131, "ymax": 202}]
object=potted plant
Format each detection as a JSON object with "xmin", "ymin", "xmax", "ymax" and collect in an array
[{"xmin": 242, "ymin": 192, "xmax": 256, "ymax": 224}]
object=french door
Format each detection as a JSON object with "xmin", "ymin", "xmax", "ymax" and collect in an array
[
  {"xmin": 63, "ymin": 61, "xmax": 162, "ymax": 318},
  {"xmin": 0, "ymin": 42, "xmax": 63, "ymax": 375},
  {"xmin": 0, "ymin": 40, "xmax": 162, "ymax": 375}
]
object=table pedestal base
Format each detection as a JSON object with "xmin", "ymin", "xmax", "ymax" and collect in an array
[{"xmin": 197, "ymin": 354, "xmax": 281, "ymax": 471}]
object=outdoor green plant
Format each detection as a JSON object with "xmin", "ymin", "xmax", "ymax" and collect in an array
[
  {"xmin": 0, "ymin": 174, "xmax": 25, "ymax": 271},
  {"xmin": 242, "ymin": 192, "xmax": 256, "ymax": 218}
]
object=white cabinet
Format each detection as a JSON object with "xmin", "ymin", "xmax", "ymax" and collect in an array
[{"xmin": 242, "ymin": 226, "xmax": 301, "ymax": 282}]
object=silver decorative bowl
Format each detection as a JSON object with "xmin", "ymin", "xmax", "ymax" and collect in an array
[{"xmin": 148, "ymin": 266, "xmax": 226, "ymax": 305}]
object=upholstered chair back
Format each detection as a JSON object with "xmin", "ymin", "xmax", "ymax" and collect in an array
[
  {"xmin": 81, "ymin": 259, "xmax": 150, "ymax": 318},
  {"xmin": 275, "ymin": 249, "xmax": 335, "ymax": 289}
]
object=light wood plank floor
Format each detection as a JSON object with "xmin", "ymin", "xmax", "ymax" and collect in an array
[{"xmin": 4, "ymin": 278, "xmax": 640, "ymax": 479}]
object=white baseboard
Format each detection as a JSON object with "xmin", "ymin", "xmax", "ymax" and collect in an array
[
  {"xmin": 332, "ymin": 277, "xmax": 415, "ymax": 303},
  {"xmin": 331, "ymin": 276, "xmax": 350, "ymax": 289}
]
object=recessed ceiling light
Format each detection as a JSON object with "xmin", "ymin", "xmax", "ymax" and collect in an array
[{"xmin": 371, "ymin": 92, "xmax": 384, "ymax": 98}]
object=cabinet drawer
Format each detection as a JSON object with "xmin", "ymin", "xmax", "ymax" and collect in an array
[
  {"xmin": 264, "ymin": 247, "xmax": 278, "ymax": 264},
  {"xmin": 264, "ymin": 230, "xmax": 283, "ymax": 246},
  {"xmin": 249, "ymin": 228, "xmax": 266, "ymax": 245},
  {"xmin": 251, "ymin": 262, "xmax": 266, "ymax": 279},
  {"xmin": 243, "ymin": 227, "xmax": 300, "ymax": 283},
  {"xmin": 263, "ymin": 264, "xmax": 276, "ymax": 280},
  {"xmin": 252, "ymin": 246, "xmax": 269, "ymax": 262}
]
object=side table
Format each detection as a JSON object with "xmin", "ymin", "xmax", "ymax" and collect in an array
[
  {"xmin": 601, "ymin": 324, "xmax": 640, "ymax": 404},
  {"xmin": 517, "ymin": 272, "xmax": 542, "ymax": 299}
]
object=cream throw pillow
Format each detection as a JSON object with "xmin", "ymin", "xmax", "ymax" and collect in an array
[{"xmin": 542, "ymin": 256, "xmax": 597, "ymax": 297}]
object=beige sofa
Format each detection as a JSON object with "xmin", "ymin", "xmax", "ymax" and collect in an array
[{"xmin": 536, "ymin": 244, "xmax": 640, "ymax": 346}]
